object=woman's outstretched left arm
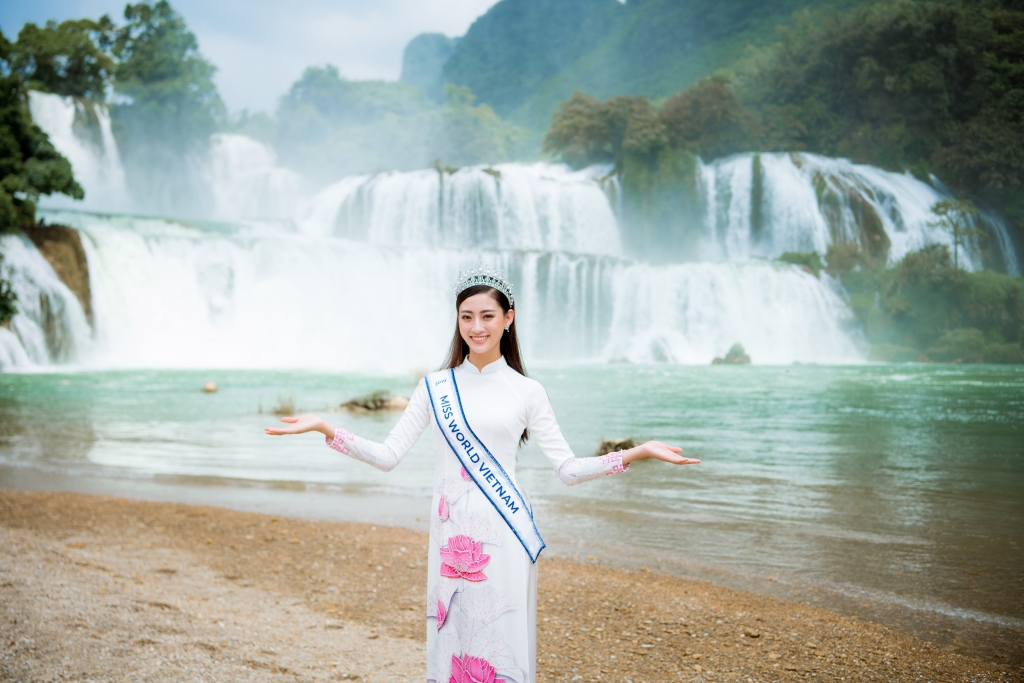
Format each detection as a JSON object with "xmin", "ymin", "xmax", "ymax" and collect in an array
[
  {"xmin": 264, "ymin": 382, "xmax": 431, "ymax": 472},
  {"xmin": 528, "ymin": 385, "xmax": 699, "ymax": 486}
]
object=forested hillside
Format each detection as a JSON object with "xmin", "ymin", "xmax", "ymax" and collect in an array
[{"xmin": 403, "ymin": 0, "xmax": 862, "ymax": 133}]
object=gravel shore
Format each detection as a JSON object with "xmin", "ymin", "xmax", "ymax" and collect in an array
[{"xmin": 1, "ymin": 490, "xmax": 1018, "ymax": 682}]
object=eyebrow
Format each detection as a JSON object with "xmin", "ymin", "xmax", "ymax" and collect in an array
[{"xmin": 460, "ymin": 308, "xmax": 499, "ymax": 314}]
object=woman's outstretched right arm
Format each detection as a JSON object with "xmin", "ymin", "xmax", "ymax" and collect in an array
[{"xmin": 264, "ymin": 381, "xmax": 431, "ymax": 472}]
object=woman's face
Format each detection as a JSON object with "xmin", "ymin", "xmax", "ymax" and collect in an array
[{"xmin": 459, "ymin": 291, "xmax": 514, "ymax": 357}]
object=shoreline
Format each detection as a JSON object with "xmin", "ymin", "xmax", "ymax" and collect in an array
[{"xmin": 2, "ymin": 489, "xmax": 1019, "ymax": 682}]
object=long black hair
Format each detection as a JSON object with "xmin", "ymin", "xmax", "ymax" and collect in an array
[{"xmin": 442, "ymin": 284, "xmax": 529, "ymax": 444}]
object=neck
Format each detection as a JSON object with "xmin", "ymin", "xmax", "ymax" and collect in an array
[{"xmin": 467, "ymin": 347, "xmax": 502, "ymax": 372}]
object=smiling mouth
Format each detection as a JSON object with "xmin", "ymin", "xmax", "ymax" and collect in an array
[{"xmin": 470, "ymin": 335, "xmax": 489, "ymax": 344}]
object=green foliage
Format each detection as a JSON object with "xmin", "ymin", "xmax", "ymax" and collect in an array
[
  {"xmin": 777, "ymin": 251, "xmax": 824, "ymax": 276},
  {"xmin": 830, "ymin": 243, "xmax": 1024, "ymax": 363},
  {"xmin": 737, "ymin": 0, "xmax": 1024, "ymax": 232},
  {"xmin": 274, "ymin": 67, "xmax": 527, "ymax": 182},
  {"xmin": 107, "ymin": 1, "xmax": 225, "ymax": 211},
  {"xmin": 8, "ymin": 18, "xmax": 115, "ymax": 100},
  {"xmin": 0, "ymin": 61, "xmax": 84, "ymax": 232},
  {"xmin": 400, "ymin": 33, "xmax": 460, "ymax": 100},
  {"xmin": 441, "ymin": 0, "xmax": 623, "ymax": 119},
  {"xmin": 928, "ymin": 199, "xmax": 984, "ymax": 270},
  {"xmin": 110, "ymin": 2, "xmax": 223, "ymax": 151},
  {"xmin": 434, "ymin": 0, "xmax": 861, "ymax": 133}
]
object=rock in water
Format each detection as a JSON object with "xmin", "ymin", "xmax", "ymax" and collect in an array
[
  {"xmin": 712, "ymin": 343, "xmax": 751, "ymax": 365},
  {"xmin": 597, "ymin": 438, "xmax": 636, "ymax": 456},
  {"xmin": 203, "ymin": 381, "xmax": 218, "ymax": 393},
  {"xmin": 340, "ymin": 390, "xmax": 410, "ymax": 412}
]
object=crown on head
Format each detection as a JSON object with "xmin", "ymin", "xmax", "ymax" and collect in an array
[{"xmin": 455, "ymin": 261, "xmax": 514, "ymax": 307}]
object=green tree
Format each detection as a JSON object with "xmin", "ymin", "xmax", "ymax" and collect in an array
[
  {"xmin": 110, "ymin": 0, "xmax": 224, "ymax": 210},
  {"xmin": 9, "ymin": 18, "xmax": 115, "ymax": 100},
  {"xmin": 0, "ymin": 34, "xmax": 84, "ymax": 233},
  {"xmin": 928, "ymin": 199, "xmax": 984, "ymax": 270}
]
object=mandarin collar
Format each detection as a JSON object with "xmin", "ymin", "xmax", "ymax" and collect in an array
[{"xmin": 460, "ymin": 355, "xmax": 508, "ymax": 375}]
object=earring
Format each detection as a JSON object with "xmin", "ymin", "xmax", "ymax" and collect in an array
[{"xmin": 505, "ymin": 326, "xmax": 510, "ymax": 333}]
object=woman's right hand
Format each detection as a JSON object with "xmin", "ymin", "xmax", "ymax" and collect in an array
[{"xmin": 264, "ymin": 414, "xmax": 330, "ymax": 437}]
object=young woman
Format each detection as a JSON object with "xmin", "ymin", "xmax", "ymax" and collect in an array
[{"xmin": 265, "ymin": 264, "xmax": 699, "ymax": 683}]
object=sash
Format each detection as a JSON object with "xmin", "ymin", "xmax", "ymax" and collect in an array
[{"xmin": 425, "ymin": 369, "xmax": 546, "ymax": 563}]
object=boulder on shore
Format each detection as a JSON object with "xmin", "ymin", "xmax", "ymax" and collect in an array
[
  {"xmin": 596, "ymin": 438, "xmax": 636, "ymax": 456},
  {"xmin": 712, "ymin": 343, "xmax": 751, "ymax": 365},
  {"xmin": 339, "ymin": 390, "xmax": 410, "ymax": 412}
]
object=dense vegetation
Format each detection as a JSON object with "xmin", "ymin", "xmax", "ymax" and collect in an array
[
  {"xmin": 407, "ymin": 0, "xmax": 862, "ymax": 134},
  {"xmin": 108, "ymin": 1, "xmax": 225, "ymax": 210},
  {"xmin": 820, "ymin": 243, "xmax": 1024, "ymax": 363},
  {"xmin": 543, "ymin": 0, "xmax": 1024, "ymax": 255},
  {"xmin": 0, "ymin": 34, "xmax": 84, "ymax": 233}
]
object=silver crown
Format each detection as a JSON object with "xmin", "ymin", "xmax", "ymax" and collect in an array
[{"xmin": 454, "ymin": 262, "xmax": 515, "ymax": 307}]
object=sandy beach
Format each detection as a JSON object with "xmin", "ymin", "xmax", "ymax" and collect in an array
[{"xmin": 1, "ymin": 489, "xmax": 1017, "ymax": 683}]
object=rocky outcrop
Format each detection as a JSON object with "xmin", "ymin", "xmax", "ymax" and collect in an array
[
  {"xmin": 24, "ymin": 224, "xmax": 92, "ymax": 325},
  {"xmin": 596, "ymin": 438, "xmax": 635, "ymax": 456},
  {"xmin": 712, "ymin": 343, "xmax": 751, "ymax": 365},
  {"xmin": 338, "ymin": 390, "xmax": 410, "ymax": 412}
]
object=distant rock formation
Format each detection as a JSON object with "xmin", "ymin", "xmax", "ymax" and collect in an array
[
  {"xmin": 596, "ymin": 438, "xmax": 635, "ymax": 456},
  {"xmin": 23, "ymin": 223, "xmax": 92, "ymax": 325},
  {"xmin": 338, "ymin": 390, "xmax": 410, "ymax": 412},
  {"xmin": 712, "ymin": 343, "xmax": 751, "ymax": 365},
  {"xmin": 400, "ymin": 33, "xmax": 460, "ymax": 101}
]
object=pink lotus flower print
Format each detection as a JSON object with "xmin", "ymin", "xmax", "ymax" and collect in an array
[
  {"xmin": 448, "ymin": 654, "xmax": 496, "ymax": 683},
  {"xmin": 440, "ymin": 534, "xmax": 490, "ymax": 582},
  {"xmin": 437, "ymin": 598, "xmax": 447, "ymax": 630},
  {"xmin": 438, "ymin": 495, "xmax": 450, "ymax": 522},
  {"xmin": 460, "ymin": 466, "xmax": 471, "ymax": 481}
]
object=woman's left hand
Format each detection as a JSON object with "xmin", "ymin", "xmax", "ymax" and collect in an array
[{"xmin": 622, "ymin": 440, "xmax": 700, "ymax": 466}]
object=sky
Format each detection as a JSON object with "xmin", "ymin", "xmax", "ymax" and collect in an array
[{"xmin": 0, "ymin": 0, "xmax": 499, "ymax": 114}]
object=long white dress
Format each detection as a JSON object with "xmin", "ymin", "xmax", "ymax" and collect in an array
[{"xmin": 326, "ymin": 356, "xmax": 628, "ymax": 683}]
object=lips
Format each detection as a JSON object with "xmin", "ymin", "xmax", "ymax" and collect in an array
[{"xmin": 470, "ymin": 335, "xmax": 489, "ymax": 344}]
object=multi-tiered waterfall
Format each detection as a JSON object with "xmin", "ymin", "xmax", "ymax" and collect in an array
[{"xmin": 1, "ymin": 92, "xmax": 1016, "ymax": 370}]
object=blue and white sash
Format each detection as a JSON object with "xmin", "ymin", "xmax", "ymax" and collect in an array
[{"xmin": 425, "ymin": 369, "xmax": 546, "ymax": 563}]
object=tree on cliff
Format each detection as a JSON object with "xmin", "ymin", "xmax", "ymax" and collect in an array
[
  {"xmin": 0, "ymin": 32, "xmax": 84, "ymax": 234},
  {"xmin": 109, "ymin": 1, "xmax": 224, "ymax": 210},
  {"xmin": 7, "ymin": 18, "xmax": 115, "ymax": 101}
]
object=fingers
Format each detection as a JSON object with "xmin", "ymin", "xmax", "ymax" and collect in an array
[{"xmin": 280, "ymin": 416, "xmax": 298, "ymax": 423}]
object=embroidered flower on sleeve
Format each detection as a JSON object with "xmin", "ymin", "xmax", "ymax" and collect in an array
[
  {"xmin": 449, "ymin": 654, "xmax": 496, "ymax": 683},
  {"xmin": 440, "ymin": 535, "xmax": 490, "ymax": 582}
]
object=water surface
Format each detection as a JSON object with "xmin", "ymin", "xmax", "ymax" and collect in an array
[{"xmin": 1, "ymin": 363, "xmax": 1021, "ymax": 663}]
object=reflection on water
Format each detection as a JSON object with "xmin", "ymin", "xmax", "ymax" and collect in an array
[{"xmin": 1, "ymin": 364, "xmax": 1022, "ymax": 663}]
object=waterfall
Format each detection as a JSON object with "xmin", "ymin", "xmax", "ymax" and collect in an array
[
  {"xmin": 299, "ymin": 163, "xmax": 621, "ymax": 254},
  {"xmin": 207, "ymin": 134, "xmax": 307, "ymax": 222},
  {"xmin": 5, "ymin": 123, "xmax": 1018, "ymax": 370},
  {"xmin": 28, "ymin": 91, "xmax": 129, "ymax": 214},
  {"xmin": 698, "ymin": 152, "xmax": 1020, "ymax": 275},
  {"xmin": 0, "ymin": 234, "xmax": 93, "ymax": 369}
]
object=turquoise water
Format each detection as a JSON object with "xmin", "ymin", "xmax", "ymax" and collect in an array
[{"xmin": 1, "ymin": 364, "xmax": 1022, "ymax": 661}]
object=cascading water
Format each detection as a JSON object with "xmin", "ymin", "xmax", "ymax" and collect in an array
[
  {"xmin": 207, "ymin": 133, "xmax": 307, "ymax": 222},
  {"xmin": 3, "ymin": 119, "xmax": 1018, "ymax": 370},
  {"xmin": 28, "ymin": 92, "xmax": 129, "ymax": 214},
  {"xmin": 698, "ymin": 152, "xmax": 1020, "ymax": 274}
]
